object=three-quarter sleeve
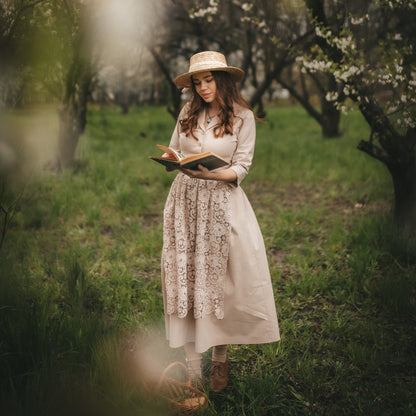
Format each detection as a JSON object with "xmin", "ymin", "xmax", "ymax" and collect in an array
[{"xmin": 230, "ymin": 109, "xmax": 256, "ymax": 186}]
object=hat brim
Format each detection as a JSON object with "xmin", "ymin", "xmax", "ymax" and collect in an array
[{"xmin": 174, "ymin": 67, "xmax": 245, "ymax": 88}]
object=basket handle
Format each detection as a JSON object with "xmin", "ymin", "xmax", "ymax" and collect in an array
[{"xmin": 157, "ymin": 361, "xmax": 191, "ymax": 389}]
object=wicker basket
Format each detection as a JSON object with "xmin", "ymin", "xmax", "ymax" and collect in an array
[{"xmin": 156, "ymin": 361, "xmax": 208, "ymax": 414}]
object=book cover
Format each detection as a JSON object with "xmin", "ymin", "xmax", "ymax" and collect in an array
[{"xmin": 149, "ymin": 145, "xmax": 229, "ymax": 171}]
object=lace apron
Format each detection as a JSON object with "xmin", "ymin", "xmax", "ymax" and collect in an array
[{"xmin": 162, "ymin": 173, "xmax": 231, "ymax": 320}]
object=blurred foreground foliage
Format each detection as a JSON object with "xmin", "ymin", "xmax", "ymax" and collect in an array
[{"xmin": 0, "ymin": 105, "xmax": 415, "ymax": 415}]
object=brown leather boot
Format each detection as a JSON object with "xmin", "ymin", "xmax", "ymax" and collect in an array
[{"xmin": 209, "ymin": 360, "xmax": 228, "ymax": 392}]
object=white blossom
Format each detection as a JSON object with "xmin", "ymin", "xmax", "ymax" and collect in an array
[
  {"xmin": 190, "ymin": 2, "xmax": 219, "ymax": 19},
  {"xmin": 333, "ymin": 65, "xmax": 362, "ymax": 82},
  {"xmin": 300, "ymin": 59, "xmax": 332, "ymax": 73},
  {"xmin": 315, "ymin": 26, "xmax": 356, "ymax": 53},
  {"xmin": 332, "ymin": 35, "xmax": 355, "ymax": 53},
  {"xmin": 315, "ymin": 26, "xmax": 324, "ymax": 38},
  {"xmin": 350, "ymin": 16, "xmax": 365, "ymax": 25},
  {"xmin": 404, "ymin": 118, "xmax": 416, "ymax": 128},
  {"xmin": 325, "ymin": 91, "xmax": 339, "ymax": 101},
  {"xmin": 242, "ymin": 3, "xmax": 253, "ymax": 11}
]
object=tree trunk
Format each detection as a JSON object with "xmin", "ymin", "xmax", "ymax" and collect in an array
[
  {"xmin": 255, "ymin": 99, "xmax": 266, "ymax": 119},
  {"xmin": 57, "ymin": 107, "xmax": 84, "ymax": 170},
  {"xmin": 149, "ymin": 47, "xmax": 182, "ymax": 120},
  {"xmin": 118, "ymin": 70, "xmax": 130, "ymax": 114},
  {"xmin": 169, "ymin": 84, "xmax": 182, "ymax": 120},
  {"xmin": 388, "ymin": 160, "xmax": 416, "ymax": 230},
  {"xmin": 278, "ymin": 76, "xmax": 341, "ymax": 138},
  {"xmin": 358, "ymin": 128, "xmax": 416, "ymax": 230},
  {"xmin": 117, "ymin": 90, "xmax": 130, "ymax": 115},
  {"xmin": 321, "ymin": 98, "xmax": 340, "ymax": 138},
  {"xmin": 56, "ymin": 62, "xmax": 91, "ymax": 170}
]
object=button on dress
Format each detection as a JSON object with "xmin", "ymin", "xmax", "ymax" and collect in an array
[{"xmin": 161, "ymin": 103, "xmax": 280, "ymax": 353}]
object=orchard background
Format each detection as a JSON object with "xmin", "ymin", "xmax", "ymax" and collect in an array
[{"xmin": 1, "ymin": 1, "xmax": 415, "ymax": 415}]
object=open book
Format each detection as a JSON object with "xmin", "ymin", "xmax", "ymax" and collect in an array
[{"xmin": 149, "ymin": 144, "xmax": 229, "ymax": 171}]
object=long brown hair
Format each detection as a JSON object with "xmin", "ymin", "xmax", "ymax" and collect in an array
[{"xmin": 179, "ymin": 71, "xmax": 252, "ymax": 140}]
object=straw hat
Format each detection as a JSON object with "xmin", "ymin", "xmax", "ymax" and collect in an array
[{"xmin": 174, "ymin": 51, "xmax": 245, "ymax": 88}]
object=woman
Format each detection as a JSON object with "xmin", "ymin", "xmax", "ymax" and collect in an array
[{"xmin": 161, "ymin": 51, "xmax": 280, "ymax": 392}]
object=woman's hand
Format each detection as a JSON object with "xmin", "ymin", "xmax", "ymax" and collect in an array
[
  {"xmin": 179, "ymin": 165, "xmax": 237, "ymax": 183},
  {"xmin": 162, "ymin": 153, "xmax": 178, "ymax": 172},
  {"xmin": 179, "ymin": 164, "xmax": 211, "ymax": 179}
]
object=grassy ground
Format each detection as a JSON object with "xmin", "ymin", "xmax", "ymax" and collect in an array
[{"xmin": 1, "ymin": 104, "xmax": 415, "ymax": 415}]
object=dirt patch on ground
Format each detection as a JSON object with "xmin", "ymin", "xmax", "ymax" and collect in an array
[
  {"xmin": 268, "ymin": 246, "xmax": 291, "ymax": 268},
  {"xmin": 244, "ymin": 181, "xmax": 391, "ymax": 216},
  {"xmin": 142, "ymin": 212, "xmax": 162, "ymax": 226}
]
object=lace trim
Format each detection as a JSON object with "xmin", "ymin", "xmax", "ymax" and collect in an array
[{"xmin": 162, "ymin": 173, "xmax": 231, "ymax": 319}]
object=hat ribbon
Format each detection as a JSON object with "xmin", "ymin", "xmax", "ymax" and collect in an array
[{"xmin": 189, "ymin": 60, "xmax": 228, "ymax": 71}]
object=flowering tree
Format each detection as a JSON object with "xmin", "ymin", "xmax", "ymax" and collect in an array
[
  {"xmin": 186, "ymin": 0, "xmax": 347, "ymax": 135},
  {"xmin": 147, "ymin": 0, "xmax": 254, "ymax": 119},
  {"xmin": 187, "ymin": 0, "xmax": 416, "ymax": 229},
  {"xmin": 147, "ymin": 0, "xmax": 299, "ymax": 119},
  {"xmin": 297, "ymin": 0, "xmax": 416, "ymax": 229}
]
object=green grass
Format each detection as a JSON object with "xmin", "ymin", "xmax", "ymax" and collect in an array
[{"xmin": 1, "ymin": 104, "xmax": 415, "ymax": 415}]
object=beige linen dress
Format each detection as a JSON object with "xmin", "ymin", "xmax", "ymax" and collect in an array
[{"xmin": 161, "ymin": 103, "xmax": 280, "ymax": 353}]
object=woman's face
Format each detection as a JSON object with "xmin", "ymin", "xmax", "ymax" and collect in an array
[{"xmin": 192, "ymin": 71, "xmax": 217, "ymax": 104}]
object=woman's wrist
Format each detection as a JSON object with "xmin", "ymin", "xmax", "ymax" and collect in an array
[{"xmin": 208, "ymin": 169, "xmax": 237, "ymax": 183}]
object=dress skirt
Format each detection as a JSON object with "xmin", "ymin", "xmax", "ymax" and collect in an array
[{"xmin": 162, "ymin": 173, "xmax": 280, "ymax": 354}]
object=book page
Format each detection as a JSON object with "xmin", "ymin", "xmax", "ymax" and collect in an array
[
  {"xmin": 180, "ymin": 152, "xmax": 213, "ymax": 164},
  {"xmin": 156, "ymin": 144, "xmax": 184, "ymax": 161}
]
